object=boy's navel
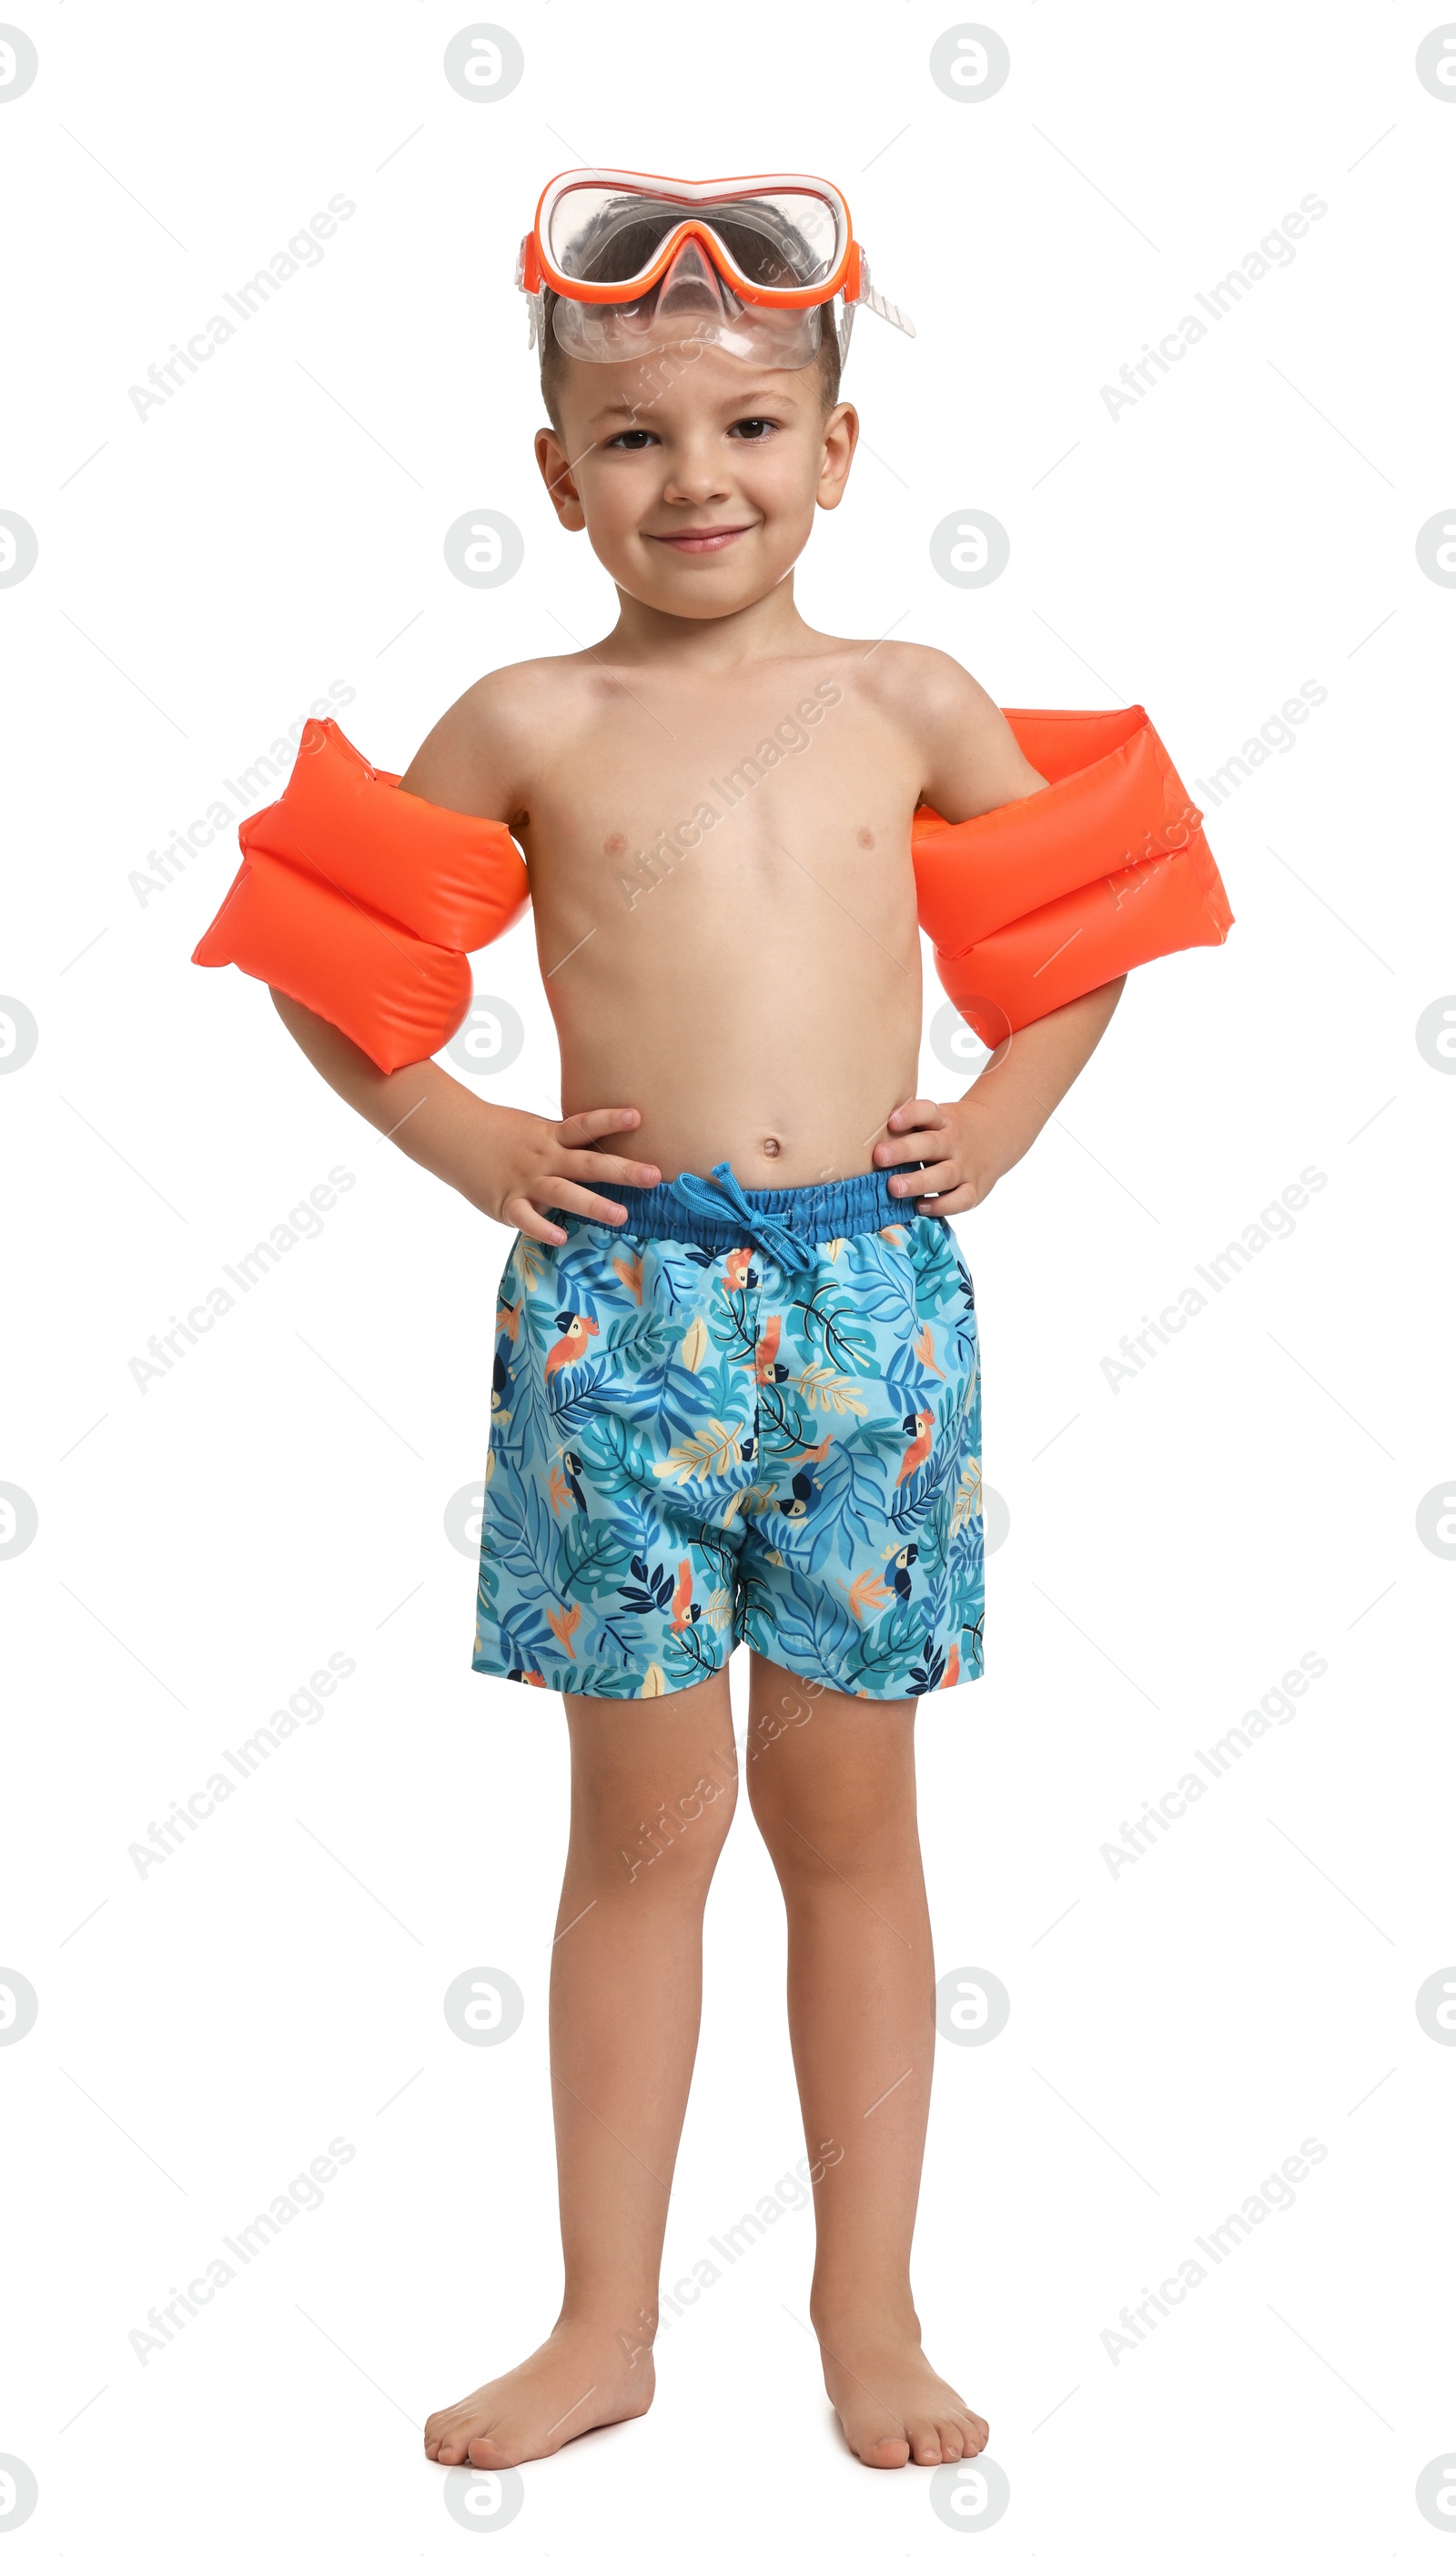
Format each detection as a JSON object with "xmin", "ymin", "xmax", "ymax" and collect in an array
[{"xmin": 856, "ymin": 826, "xmax": 875, "ymax": 849}]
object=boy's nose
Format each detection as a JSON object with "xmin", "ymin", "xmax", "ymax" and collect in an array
[{"xmin": 661, "ymin": 451, "xmax": 733, "ymax": 506}]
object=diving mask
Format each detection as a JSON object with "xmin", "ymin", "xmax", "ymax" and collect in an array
[{"xmin": 517, "ymin": 167, "xmax": 915, "ymax": 369}]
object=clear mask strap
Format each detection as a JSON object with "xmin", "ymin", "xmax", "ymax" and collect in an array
[
  {"xmin": 851, "ymin": 253, "xmax": 915, "ymax": 339},
  {"xmin": 863, "ymin": 279, "xmax": 915, "ymax": 337}
]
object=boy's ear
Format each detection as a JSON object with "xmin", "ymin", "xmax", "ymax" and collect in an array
[
  {"xmin": 814, "ymin": 401, "xmax": 859, "ymax": 513},
  {"xmin": 534, "ymin": 427, "xmax": 587, "ymax": 531}
]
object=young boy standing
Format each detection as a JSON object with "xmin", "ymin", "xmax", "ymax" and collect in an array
[{"xmin": 268, "ymin": 172, "xmax": 1132, "ymax": 2472}]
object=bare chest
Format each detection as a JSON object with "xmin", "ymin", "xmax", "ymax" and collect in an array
[{"xmin": 521, "ymin": 672, "xmax": 921, "ymax": 917}]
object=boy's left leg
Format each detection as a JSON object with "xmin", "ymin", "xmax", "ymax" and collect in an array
[{"xmin": 744, "ymin": 1655, "xmax": 989, "ymax": 2470}]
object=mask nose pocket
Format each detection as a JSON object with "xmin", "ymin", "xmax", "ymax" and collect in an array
[{"xmin": 655, "ymin": 234, "xmax": 730, "ymax": 321}]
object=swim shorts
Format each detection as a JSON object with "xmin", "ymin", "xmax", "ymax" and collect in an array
[{"xmin": 472, "ymin": 1163, "xmax": 984, "ymax": 1700}]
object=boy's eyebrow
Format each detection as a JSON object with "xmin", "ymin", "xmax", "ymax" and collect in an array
[
  {"xmin": 584, "ymin": 383, "xmax": 804, "ymax": 430},
  {"xmin": 586, "ymin": 398, "xmax": 803, "ymax": 431}
]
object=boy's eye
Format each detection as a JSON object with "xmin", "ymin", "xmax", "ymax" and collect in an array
[
  {"xmin": 606, "ymin": 429, "xmax": 657, "ymax": 450},
  {"xmin": 728, "ymin": 417, "xmax": 778, "ymax": 441}
]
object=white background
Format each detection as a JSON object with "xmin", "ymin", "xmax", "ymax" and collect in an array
[{"xmin": 3, "ymin": 2, "xmax": 1454, "ymax": 2549}]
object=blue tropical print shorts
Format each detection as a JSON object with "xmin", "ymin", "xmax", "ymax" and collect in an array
[{"xmin": 472, "ymin": 1164, "xmax": 984, "ymax": 1701}]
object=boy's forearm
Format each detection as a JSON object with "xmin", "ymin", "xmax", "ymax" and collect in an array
[
  {"xmin": 269, "ymin": 989, "xmax": 496, "ymax": 1208},
  {"xmin": 959, "ymin": 976, "xmax": 1125, "ymax": 1183}
]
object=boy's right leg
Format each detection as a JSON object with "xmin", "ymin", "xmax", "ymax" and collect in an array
[{"xmin": 426, "ymin": 1670, "xmax": 737, "ymax": 2468}]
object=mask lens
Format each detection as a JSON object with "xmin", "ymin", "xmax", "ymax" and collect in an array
[
  {"xmin": 541, "ymin": 178, "xmax": 846, "ymax": 298},
  {"xmin": 543, "ymin": 186, "xmax": 682, "ymax": 288},
  {"xmin": 693, "ymin": 190, "xmax": 844, "ymax": 291}
]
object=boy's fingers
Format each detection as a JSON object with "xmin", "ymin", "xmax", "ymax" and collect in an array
[
  {"xmin": 915, "ymin": 1184, "xmax": 977, "ymax": 1218},
  {"xmin": 889, "ymin": 1162, "xmax": 958, "ymax": 1198},
  {"xmin": 885, "ymin": 1098, "xmax": 946, "ymax": 1132},
  {"xmin": 558, "ymin": 1149, "xmax": 662, "ymax": 1187},
  {"xmin": 880, "ymin": 1128, "xmax": 951, "ymax": 1168},
  {"xmin": 557, "ymin": 1107, "xmax": 642, "ymax": 1143},
  {"xmin": 533, "ymin": 1177, "xmax": 632, "ymax": 1225},
  {"xmin": 504, "ymin": 1197, "xmax": 567, "ymax": 1244}
]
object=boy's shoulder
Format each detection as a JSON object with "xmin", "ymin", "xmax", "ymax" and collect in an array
[
  {"xmin": 439, "ymin": 649, "xmax": 601, "ymax": 737},
  {"xmin": 841, "ymin": 638, "xmax": 1023, "ymax": 764},
  {"xmin": 845, "ymin": 637, "xmax": 998, "ymax": 719},
  {"xmin": 400, "ymin": 651, "xmax": 601, "ymax": 814},
  {"xmin": 840, "ymin": 640, "xmax": 1044, "ymax": 813}
]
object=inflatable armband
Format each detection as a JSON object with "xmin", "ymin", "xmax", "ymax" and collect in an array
[
  {"xmin": 912, "ymin": 706, "xmax": 1232, "ymax": 1046},
  {"xmin": 191, "ymin": 719, "xmax": 529, "ymax": 1073}
]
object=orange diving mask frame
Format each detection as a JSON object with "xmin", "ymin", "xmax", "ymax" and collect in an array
[{"xmin": 517, "ymin": 167, "xmax": 915, "ymax": 369}]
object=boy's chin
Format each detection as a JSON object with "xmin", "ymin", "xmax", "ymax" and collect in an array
[{"xmin": 606, "ymin": 534, "xmax": 805, "ymax": 618}]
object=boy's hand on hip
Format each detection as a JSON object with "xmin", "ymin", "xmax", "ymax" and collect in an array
[
  {"xmin": 482, "ymin": 1106, "xmax": 660, "ymax": 1245},
  {"xmin": 873, "ymin": 1097, "xmax": 1002, "ymax": 1218}
]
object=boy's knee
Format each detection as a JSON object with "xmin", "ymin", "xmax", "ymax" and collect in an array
[
  {"xmin": 748, "ymin": 1763, "xmax": 916, "ymax": 1887},
  {"xmin": 611, "ymin": 1766, "xmax": 736, "ymax": 1887}
]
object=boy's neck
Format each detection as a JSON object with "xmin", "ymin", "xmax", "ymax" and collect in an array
[{"xmin": 595, "ymin": 573, "xmax": 820, "ymax": 673}]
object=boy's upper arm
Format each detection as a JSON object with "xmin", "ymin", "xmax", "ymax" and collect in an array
[
  {"xmin": 898, "ymin": 646, "xmax": 1049, "ymax": 824},
  {"xmin": 397, "ymin": 664, "xmax": 542, "ymax": 827}
]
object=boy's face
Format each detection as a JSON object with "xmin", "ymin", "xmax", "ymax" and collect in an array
[{"xmin": 534, "ymin": 341, "xmax": 858, "ymax": 622}]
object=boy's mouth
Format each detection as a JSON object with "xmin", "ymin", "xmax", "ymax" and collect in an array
[{"xmin": 647, "ymin": 525, "xmax": 753, "ymax": 555}]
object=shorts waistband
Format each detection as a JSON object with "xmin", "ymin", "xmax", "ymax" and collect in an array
[{"xmin": 579, "ymin": 1161, "xmax": 909, "ymax": 1268}]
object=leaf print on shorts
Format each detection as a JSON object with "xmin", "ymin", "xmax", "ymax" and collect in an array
[
  {"xmin": 652, "ymin": 1420, "xmax": 744, "ymax": 1481},
  {"xmin": 794, "ymin": 1362, "xmax": 870, "ymax": 1417},
  {"xmin": 472, "ymin": 1210, "xmax": 984, "ymax": 1700}
]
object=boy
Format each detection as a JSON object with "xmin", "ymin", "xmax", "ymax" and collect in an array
[{"xmin": 270, "ymin": 172, "xmax": 1127, "ymax": 2472}]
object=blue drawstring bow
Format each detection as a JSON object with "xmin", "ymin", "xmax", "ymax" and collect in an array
[{"xmin": 672, "ymin": 1161, "xmax": 819, "ymax": 1274}]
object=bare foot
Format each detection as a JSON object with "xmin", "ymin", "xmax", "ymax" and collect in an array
[
  {"xmin": 816, "ymin": 2319, "xmax": 989, "ymax": 2469},
  {"xmin": 424, "ymin": 2320, "xmax": 654, "ymax": 2469}
]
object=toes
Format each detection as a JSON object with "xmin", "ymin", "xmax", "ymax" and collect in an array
[
  {"xmin": 937, "ymin": 2421, "xmax": 965, "ymax": 2462},
  {"xmin": 908, "ymin": 2420, "xmax": 944, "ymax": 2464},
  {"xmin": 466, "ymin": 2432, "xmax": 515, "ymax": 2470},
  {"xmin": 859, "ymin": 2433, "xmax": 911, "ymax": 2469},
  {"xmin": 961, "ymin": 2407, "xmax": 990, "ymax": 2453},
  {"xmin": 430, "ymin": 2416, "xmax": 486, "ymax": 2466}
]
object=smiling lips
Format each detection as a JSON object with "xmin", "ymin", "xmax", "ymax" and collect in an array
[{"xmin": 647, "ymin": 525, "xmax": 753, "ymax": 553}]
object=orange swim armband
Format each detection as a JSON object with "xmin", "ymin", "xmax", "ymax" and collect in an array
[
  {"xmin": 912, "ymin": 706, "xmax": 1232, "ymax": 1046},
  {"xmin": 191, "ymin": 719, "xmax": 530, "ymax": 1073}
]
